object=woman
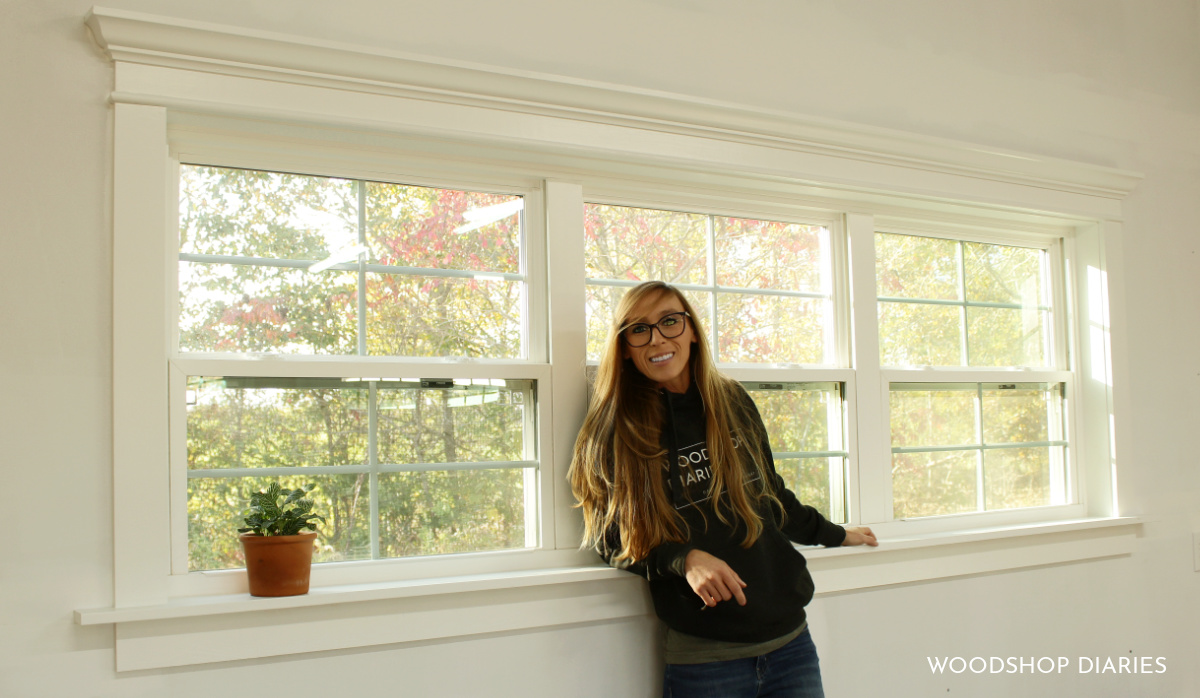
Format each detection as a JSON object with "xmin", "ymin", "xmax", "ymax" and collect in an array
[{"xmin": 570, "ymin": 281, "xmax": 877, "ymax": 698}]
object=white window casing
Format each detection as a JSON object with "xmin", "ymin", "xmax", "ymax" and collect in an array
[{"xmin": 81, "ymin": 6, "xmax": 1142, "ymax": 671}]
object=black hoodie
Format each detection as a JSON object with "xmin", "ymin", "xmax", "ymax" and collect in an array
[{"xmin": 602, "ymin": 381, "xmax": 846, "ymax": 643}]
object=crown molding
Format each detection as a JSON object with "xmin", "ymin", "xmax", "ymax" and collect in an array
[{"xmin": 86, "ymin": 6, "xmax": 1141, "ymax": 203}]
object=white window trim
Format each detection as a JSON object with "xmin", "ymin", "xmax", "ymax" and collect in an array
[{"xmin": 84, "ymin": 6, "xmax": 1141, "ymax": 672}]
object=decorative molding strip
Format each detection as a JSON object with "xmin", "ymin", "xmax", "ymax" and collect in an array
[
  {"xmin": 86, "ymin": 7, "xmax": 1141, "ymax": 201},
  {"xmin": 110, "ymin": 576, "xmax": 653, "ymax": 671}
]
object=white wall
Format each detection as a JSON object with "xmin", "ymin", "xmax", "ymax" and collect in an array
[{"xmin": 2, "ymin": 1, "xmax": 1197, "ymax": 696}]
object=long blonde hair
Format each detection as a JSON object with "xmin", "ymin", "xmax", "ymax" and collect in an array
[{"xmin": 568, "ymin": 281, "xmax": 780, "ymax": 563}]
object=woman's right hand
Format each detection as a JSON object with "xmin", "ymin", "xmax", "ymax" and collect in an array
[{"xmin": 684, "ymin": 549, "xmax": 747, "ymax": 607}]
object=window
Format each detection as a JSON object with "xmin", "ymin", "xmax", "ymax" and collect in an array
[
  {"xmin": 871, "ymin": 230, "xmax": 1073, "ymax": 524},
  {"xmin": 174, "ymin": 166, "xmax": 542, "ymax": 573}
]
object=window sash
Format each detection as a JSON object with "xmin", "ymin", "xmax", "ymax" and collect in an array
[
  {"xmin": 886, "ymin": 381, "xmax": 1070, "ymax": 518},
  {"xmin": 179, "ymin": 375, "xmax": 539, "ymax": 571},
  {"xmin": 874, "ymin": 232, "xmax": 1058, "ymax": 369},
  {"xmin": 176, "ymin": 166, "xmax": 531, "ymax": 360}
]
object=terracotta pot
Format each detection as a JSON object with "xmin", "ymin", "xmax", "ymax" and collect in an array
[{"xmin": 239, "ymin": 531, "xmax": 317, "ymax": 597}]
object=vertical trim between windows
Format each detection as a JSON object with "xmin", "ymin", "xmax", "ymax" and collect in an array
[{"xmin": 113, "ymin": 102, "xmax": 172, "ymax": 606}]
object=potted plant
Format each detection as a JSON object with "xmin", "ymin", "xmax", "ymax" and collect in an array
[{"xmin": 238, "ymin": 482, "xmax": 326, "ymax": 597}]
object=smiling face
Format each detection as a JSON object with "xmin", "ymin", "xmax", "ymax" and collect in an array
[{"xmin": 621, "ymin": 289, "xmax": 697, "ymax": 394}]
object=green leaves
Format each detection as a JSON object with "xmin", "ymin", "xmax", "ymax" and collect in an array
[{"xmin": 238, "ymin": 482, "xmax": 327, "ymax": 536}]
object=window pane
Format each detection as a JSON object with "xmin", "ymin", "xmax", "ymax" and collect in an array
[
  {"xmin": 186, "ymin": 377, "xmax": 536, "ymax": 570},
  {"xmin": 584, "ymin": 204, "xmax": 832, "ymax": 365},
  {"xmin": 981, "ymin": 386, "xmax": 1057, "ymax": 444},
  {"xmin": 875, "ymin": 233, "xmax": 960, "ymax": 301},
  {"xmin": 584, "ymin": 204, "xmax": 708, "ymax": 284},
  {"xmin": 379, "ymin": 469, "xmax": 528, "ymax": 557},
  {"xmin": 717, "ymin": 293, "xmax": 826, "ymax": 364},
  {"xmin": 179, "ymin": 262, "xmax": 358, "ymax": 354},
  {"xmin": 367, "ymin": 183, "xmax": 521, "ymax": 274},
  {"xmin": 963, "ymin": 242, "xmax": 1043, "ymax": 305},
  {"xmin": 966, "ymin": 306, "xmax": 1047, "ymax": 367},
  {"xmin": 892, "ymin": 451, "xmax": 977, "ymax": 519},
  {"xmin": 366, "ymin": 275, "xmax": 522, "ymax": 358},
  {"xmin": 180, "ymin": 166, "xmax": 358, "ymax": 262},
  {"xmin": 878, "ymin": 301, "xmax": 962, "ymax": 366},
  {"xmin": 889, "ymin": 388, "xmax": 977, "ymax": 448},
  {"xmin": 187, "ymin": 377, "xmax": 368, "ymax": 469},
  {"xmin": 984, "ymin": 447, "xmax": 1055, "ymax": 510},
  {"xmin": 774, "ymin": 457, "xmax": 841, "ymax": 523},
  {"xmin": 188, "ymin": 473, "xmax": 371, "ymax": 571},
  {"xmin": 377, "ymin": 382, "xmax": 532, "ymax": 465},
  {"xmin": 714, "ymin": 218, "xmax": 826, "ymax": 292},
  {"xmin": 585, "ymin": 285, "xmax": 624, "ymax": 361}
]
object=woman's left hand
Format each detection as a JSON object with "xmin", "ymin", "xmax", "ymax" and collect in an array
[{"xmin": 842, "ymin": 526, "xmax": 878, "ymax": 547}]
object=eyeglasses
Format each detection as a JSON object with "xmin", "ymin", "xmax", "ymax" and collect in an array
[{"xmin": 621, "ymin": 312, "xmax": 690, "ymax": 347}]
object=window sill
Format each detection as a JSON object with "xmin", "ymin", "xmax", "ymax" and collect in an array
[
  {"xmin": 804, "ymin": 516, "xmax": 1143, "ymax": 593},
  {"xmin": 74, "ymin": 564, "xmax": 629, "ymax": 626}
]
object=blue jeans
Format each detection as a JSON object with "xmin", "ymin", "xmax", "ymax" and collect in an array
[{"xmin": 662, "ymin": 628, "xmax": 825, "ymax": 698}]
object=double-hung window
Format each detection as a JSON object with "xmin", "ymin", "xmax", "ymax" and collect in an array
[
  {"xmin": 173, "ymin": 165, "xmax": 544, "ymax": 576},
  {"xmin": 867, "ymin": 228, "xmax": 1075, "ymax": 527}
]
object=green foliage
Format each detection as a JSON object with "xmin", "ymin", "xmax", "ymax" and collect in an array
[
  {"xmin": 188, "ymin": 380, "xmax": 531, "ymax": 570},
  {"xmin": 875, "ymin": 232, "xmax": 1049, "ymax": 367},
  {"xmin": 238, "ymin": 482, "xmax": 327, "ymax": 536},
  {"xmin": 379, "ymin": 469, "xmax": 526, "ymax": 559},
  {"xmin": 889, "ymin": 385, "xmax": 1064, "ymax": 518}
]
